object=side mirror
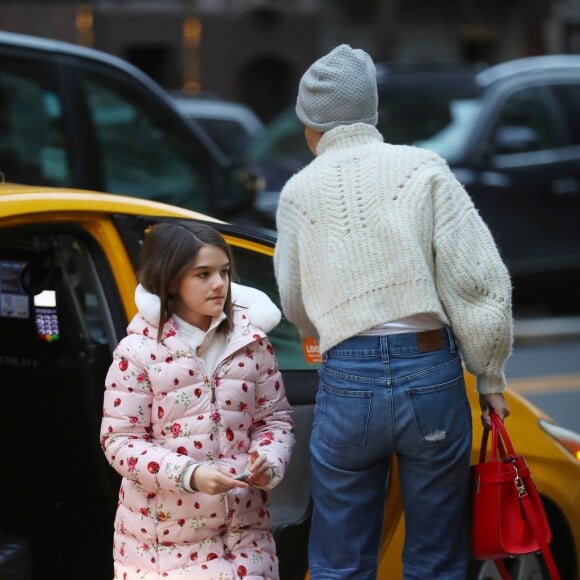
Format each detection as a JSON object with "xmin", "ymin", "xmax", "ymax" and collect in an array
[{"xmin": 493, "ymin": 125, "xmax": 540, "ymax": 155}]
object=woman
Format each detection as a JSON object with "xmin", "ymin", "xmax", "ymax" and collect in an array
[{"xmin": 274, "ymin": 44, "xmax": 513, "ymax": 580}]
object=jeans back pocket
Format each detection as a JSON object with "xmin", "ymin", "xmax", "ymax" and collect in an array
[{"xmin": 316, "ymin": 383, "xmax": 372, "ymax": 449}]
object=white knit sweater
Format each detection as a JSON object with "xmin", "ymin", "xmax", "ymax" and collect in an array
[{"xmin": 273, "ymin": 123, "xmax": 513, "ymax": 394}]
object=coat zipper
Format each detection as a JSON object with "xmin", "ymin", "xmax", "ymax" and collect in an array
[
  {"xmin": 206, "ymin": 363, "xmax": 230, "ymax": 520},
  {"xmin": 190, "ymin": 327, "xmax": 264, "ymax": 521}
]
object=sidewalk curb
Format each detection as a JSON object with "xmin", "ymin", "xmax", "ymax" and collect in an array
[{"xmin": 514, "ymin": 316, "xmax": 580, "ymax": 342}]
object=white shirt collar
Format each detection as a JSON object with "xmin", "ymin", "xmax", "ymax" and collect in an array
[{"xmin": 173, "ymin": 311, "xmax": 226, "ymax": 347}]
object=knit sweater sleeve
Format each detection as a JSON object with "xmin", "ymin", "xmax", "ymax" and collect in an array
[
  {"xmin": 431, "ymin": 163, "xmax": 513, "ymax": 394},
  {"xmin": 274, "ymin": 191, "xmax": 319, "ymax": 340}
]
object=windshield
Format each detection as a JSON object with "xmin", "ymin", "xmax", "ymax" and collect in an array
[
  {"xmin": 245, "ymin": 75, "xmax": 485, "ymax": 183},
  {"xmin": 413, "ymin": 98, "xmax": 482, "ymax": 158},
  {"xmin": 247, "ymin": 108, "xmax": 311, "ymax": 165}
]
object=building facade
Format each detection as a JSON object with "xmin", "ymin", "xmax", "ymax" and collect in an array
[{"xmin": 1, "ymin": 0, "xmax": 578, "ymax": 122}]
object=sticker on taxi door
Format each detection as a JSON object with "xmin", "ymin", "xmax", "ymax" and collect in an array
[{"xmin": 302, "ymin": 336, "xmax": 322, "ymax": 364}]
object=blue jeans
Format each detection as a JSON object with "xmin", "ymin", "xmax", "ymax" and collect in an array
[{"xmin": 308, "ymin": 329, "xmax": 472, "ymax": 580}]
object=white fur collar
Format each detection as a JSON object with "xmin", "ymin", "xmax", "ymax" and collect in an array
[{"xmin": 134, "ymin": 282, "xmax": 282, "ymax": 333}]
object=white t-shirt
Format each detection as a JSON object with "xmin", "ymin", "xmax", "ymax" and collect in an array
[{"xmin": 362, "ymin": 313, "xmax": 442, "ymax": 335}]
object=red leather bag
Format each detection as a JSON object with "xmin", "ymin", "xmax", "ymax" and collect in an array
[{"xmin": 471, "ymin": 411, "xmax": 560, "ymax": 580}]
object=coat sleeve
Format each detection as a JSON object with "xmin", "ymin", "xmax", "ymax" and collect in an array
[
  {"xmin": 249, "ymin": 334, "xmax": 295, "ymax": 490},
  {"xmin": 431, "ymin": 163, "xmax": 513, "ymax": 394},
  {"xmin": 274, "ymin": 193, "xmax": 319, "ymax": 340},
  {"xmin": 100, "ymin": 335, "xmax": 193, "ymax": 492}
]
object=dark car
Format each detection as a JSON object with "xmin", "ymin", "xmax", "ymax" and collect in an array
[
  {"xmin": 246, "ymin": 57, "xmax": 580, "ymax": 313},
  {"xmin": 412, "ymin": 56, "xmax": 580, "ymax": 313},
  {"xmin": 0, "ymin": 31, "xmax": 264, "ymax": 225}
]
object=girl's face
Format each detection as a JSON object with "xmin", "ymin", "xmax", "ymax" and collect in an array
[{"xmin": 172, "ymin": 244, "xmax": 230, "ymax": 331}]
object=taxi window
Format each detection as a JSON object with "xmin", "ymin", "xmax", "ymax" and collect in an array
[
  {"xmin": 0, "ymin": 228, "xmax": 119, "ymax": 350},
  {"xmin": 111, "ymin": 214, "xmax": 319, "ymax": 371},
  {"xmin": 0, "ymin": 53, "xmax": 71, "ymax": 186},
  {"xmin": 229, "ymin": 244, "xmax": 319, "ymax": 371},
  {"xmin": 78, "ymin": 64, "xmax": 213, "ymax": 212}
]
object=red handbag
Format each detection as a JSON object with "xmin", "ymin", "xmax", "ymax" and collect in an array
[{"xmin": 471, "ymin": 411, "xmax": 560, "ymax": 580}]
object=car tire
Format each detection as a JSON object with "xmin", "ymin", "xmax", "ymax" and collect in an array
[{"xmin": 469, "ymin": 554, "xmax": 549, "ymax": 580}]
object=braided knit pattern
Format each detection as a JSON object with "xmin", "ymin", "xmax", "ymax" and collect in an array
[{"xmin": 274, "ymin": 123, "xmax": 513, "ymax": 394}]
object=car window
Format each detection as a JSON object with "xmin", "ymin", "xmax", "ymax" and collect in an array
[
  {"xmin": 78, "ymin": 65, "xmax": 213, "ymax": 212},
  {"xmin": 195, "ymin": 117, "xmax": 253, "ymax": 159},
  {"xmin": 231, "ymin": 243, "xmax": 318, "ymax": 371},
  {"xmin": 247, "ymin": 109, "xmax": 310, "ymax": 165},
  {"xmin": 550, "ymin": 84, "xmax": 580, "ymax": 146},
  {"xmin": 247, "ymin": 74, "xmax": 484, "ymax": 167},
  {"xmin": 376, "ymin": 69, "xmax": 482, "ymax": 147},
  {"xmin": 490, "ymin": 86, "xmax": 558, "ymax": 154},
  {"xmin": 0, "ymin": 53, "xmax": 71, "ymax": 186},
  {"xmin": 112, "ymin": 214, "xmax": 318, "ymax": 371},
  {"xmin": 378, "ymin": 93, "xmax": 463, "ymax": 145},
  {"xmin": 0, "ymin": 227, "xmax": 120, "ymax": 349},
  {"xmin": 414, "ymin": 98, "xmax": 481, "ymax": 158}
]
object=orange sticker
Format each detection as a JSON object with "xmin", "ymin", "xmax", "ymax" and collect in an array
[{"xmin": 302, "ymin": 336, "xmax": 322, "ymax": 364}]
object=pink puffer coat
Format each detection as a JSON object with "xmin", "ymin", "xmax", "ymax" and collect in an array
[{"xmin": 100, "ymin": 296, "xmax": 294, "ymax": 580}]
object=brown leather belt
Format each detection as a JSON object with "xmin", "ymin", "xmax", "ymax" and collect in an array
[{"xmin": 416, "ymin": 328, "xmax": 447, "ymax": 352}]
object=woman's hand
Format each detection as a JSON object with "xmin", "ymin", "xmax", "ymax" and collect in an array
[
  {"xmin": 190, "ymin": 464, "xmax": 249, "ymax": 495},
  {"xmin": 246, "ymin": 450, "xmax": 274, "ymax": 487},
  {"xmin": 479, "ymin": 392, "xmax": 510, "ymax": 429}
]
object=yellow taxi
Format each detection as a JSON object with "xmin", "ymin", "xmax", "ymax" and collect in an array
[{"xmin": 0, "ymin": 183, "xmax": 578, "ymax": 580}]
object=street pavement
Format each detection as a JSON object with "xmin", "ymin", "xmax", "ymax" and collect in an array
[{"xmin": 506, "ymin": 315, "xmax": 580, "ymax": 433}]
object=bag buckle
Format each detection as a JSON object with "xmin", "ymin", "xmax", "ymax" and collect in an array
[{"xmin": 513, "ymin": 464, "xmax": 527, "ymax": 497}]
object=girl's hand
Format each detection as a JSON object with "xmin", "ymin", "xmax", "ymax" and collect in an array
[
  {"xmin": 191, "ymin": 464, "xmax": 249, "ymax": 495},
  {"xmin": 246, "ymin": 449, "xmax": 274, "ymax": 487}
]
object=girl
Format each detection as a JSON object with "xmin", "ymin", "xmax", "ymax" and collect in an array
[{"xmin": 100, "ymin": 221, "xmax": 295, "ymax": 580}]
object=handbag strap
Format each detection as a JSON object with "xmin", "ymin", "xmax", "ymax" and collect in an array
[
  {"xmin": 490, "ymin": 412, "xmax": 516, "ymax": 458},
  {"xmin": 478, "ymin": 411, "xmax": 510, "ymax": 463},
  {"xmin": 487, "ymin": 412, "xmax": 561, "ymax": 580},
  {"xmin": 519, "ymin": 491, "xmax": 560, "ymax": 579},
  {"xmin": 493, "ymin": 559, "xmax": 511, "ymax": 580},
  {"xmin": 479, "ymin": 428, "xmax": 489, "ymax": 463}
]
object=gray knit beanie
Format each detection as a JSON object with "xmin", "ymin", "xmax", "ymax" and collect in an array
[{"xmin": 296, "ymin": 44, "xmax": 378, "ymax": 132}]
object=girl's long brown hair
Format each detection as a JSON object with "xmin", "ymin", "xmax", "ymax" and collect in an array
[{"xmin": 139, "ymin": 221, "xmax": 236, "ymax": 341}]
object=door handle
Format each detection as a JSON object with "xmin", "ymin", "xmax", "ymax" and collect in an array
[{"xmin": 551, "ymin": 178, "xmax": 580, "ymax": 195}]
